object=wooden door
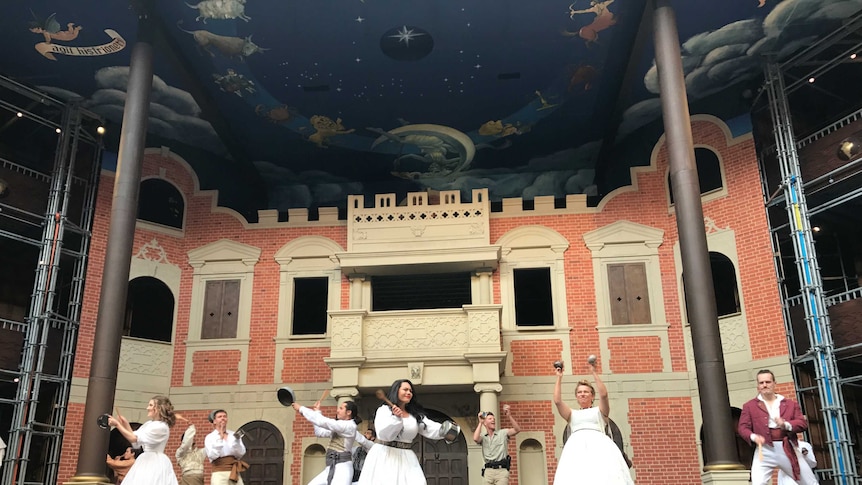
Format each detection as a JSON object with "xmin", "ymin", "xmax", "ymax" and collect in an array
[{"xmin": 239, "ymin": 421, "xmax": 284, "ymax": 485}]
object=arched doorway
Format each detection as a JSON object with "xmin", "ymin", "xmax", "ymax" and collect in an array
[
  {"xmin": 700, "ymin": 407, "xmax": 753, "ymax": 470},
  {"xmin": 415, "ymin": 409, "xmax": 468, "ymax": 485},
  {"xmin": 239, "ymin": 420, "xmax": 285, "ymax": 485}
]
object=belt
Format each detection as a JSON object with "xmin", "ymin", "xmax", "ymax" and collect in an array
[
  {"xmin": 769, "ymin": 428, "xmax": 788, "ymax": 441},
  {"xmin": 381, "ymin": 441, "xmax": 414, "ymax": 449},
  {"xmin": 485, "ymin": 463, "xmax": 507, "ymax": 469}
]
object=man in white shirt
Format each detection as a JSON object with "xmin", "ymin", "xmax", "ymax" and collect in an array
[
  {"xmin": 204, "ymin": 409, "xmax": 248, "ymax": 485},
  {"xmin": 737, "ymin": 370, "xmax": 818, "ymax": 485}
]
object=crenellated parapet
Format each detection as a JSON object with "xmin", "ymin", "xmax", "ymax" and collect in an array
[{"xmin": 345, "ymin": 188, "xmax": 491, "ymax": 253}]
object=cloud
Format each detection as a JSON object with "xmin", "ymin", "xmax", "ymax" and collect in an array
[
  {"xmin": 86, "ymin": 66, "xmax": 222, "ymax": 153},
  {"xmin": 253, "ymin": 161, "xmax": 364, "ymax": 209},
  {"xmin": 416, "ymin": 143, "xmax": 599, "ymax": 200},
  {"xmin": 623, "ymin": 0, "xmax": 862, "ymax": 137}
]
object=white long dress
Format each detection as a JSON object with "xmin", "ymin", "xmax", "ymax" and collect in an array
[
  {"xmin": 552, "ymin": 407, "xmax": 633, "ymax": 485},
  {"xmin": 356, "ymin": 405, "xmax": 446, "ymax": 485},
  {"xmin": 122, "ymin": 420, "xmax": 179, "ymax": 485}
]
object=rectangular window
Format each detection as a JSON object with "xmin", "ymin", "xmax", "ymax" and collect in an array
[
  {"xmin": 201, "ymin": 279, "xmax": 240, "ymax": 339},
  {"xmin": 292, "ymin": 277, "xmax": 329, "ymax": 335},
  {"xmin": 607, "ymin": 263, "xmax": 651, "ymax": 325},
  {"xmin": 371, "ymin": 273, "xmax": 471, "ymax": 311},
  {"xmin": 513, "ymin": 268, "xmax": 553, "ymax": 326}
]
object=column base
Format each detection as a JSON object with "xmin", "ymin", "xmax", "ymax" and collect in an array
[
  {"xmin": 701, "ymin": 469, "xmax": 751, "ymax": 485},
  {"xmin": 62, "ymin": 474, "xmax": 114, "ymax": 485}
]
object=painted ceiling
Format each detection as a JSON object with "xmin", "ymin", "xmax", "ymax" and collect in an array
[{"xmin": 1, "ymin": 0, "xmax": 860, "ymax": 218}]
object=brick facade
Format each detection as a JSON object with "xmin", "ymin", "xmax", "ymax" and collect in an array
[{"xmin": 58, "ymin": 117, "xmax": 794, "ymax": 484}]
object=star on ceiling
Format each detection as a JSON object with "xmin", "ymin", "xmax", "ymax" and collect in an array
[{"xmin": 389, "ymin": 26, "xmax": 425, "ymax": 47}]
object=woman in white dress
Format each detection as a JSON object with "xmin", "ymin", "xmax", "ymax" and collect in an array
[
  {"xmin": 292, "ymin": 399, "xmax": 361, "ymax": 485},
  {"xmin": 357, "ymin": 379, "xmax": 447, "ymax": 485},
  {"xmin": 108, "ymin": 395, "xmax": 178, "ymax": 485},
  {"xmin": 552, "ymin": 358, "xmax": 633, "ymax": 485}
]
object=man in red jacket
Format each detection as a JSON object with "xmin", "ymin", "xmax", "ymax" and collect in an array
[{"xmin": 737, "ymin": 369, "xmax": 819, "ymax": 485}]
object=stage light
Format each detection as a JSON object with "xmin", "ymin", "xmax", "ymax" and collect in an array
[
  {"xmin": 837, "ymin": 136, "xmax": 861, "ymax": 161},
  {"xmin": 96, "ymin": 126, "xmax": 106, "ymax": 135},
  {"xmin": 55, "ymin": 128, "xmax": 61, "ymax": 134}
]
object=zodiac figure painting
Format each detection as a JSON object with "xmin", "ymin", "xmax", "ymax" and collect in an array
[{"xmin": 564, "ymin": 0, "xmax": 617, "ymax": 46}]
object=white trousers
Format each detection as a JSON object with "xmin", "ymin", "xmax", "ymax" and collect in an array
[
  {"xmin": 211, "ymin": 470, "xmax": 245, "ymax": 485},
  {"xmin": 751, "ymin": 442, "xmax": 818, "ymax": 485},
  {"xmin": 308, "ymin": 461, "xmax": 353, "ymax": 485}
]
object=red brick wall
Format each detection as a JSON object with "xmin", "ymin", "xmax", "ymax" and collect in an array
[
  {"xmin": 57, "ymin": 402, "xmax": 86, "ymax": 481},
  {"xmin": 628, "ymin": 397, "xmax": 702, "ymax": 484},
  {"xmin": 282, "ymin": 347, "xmax": 333, "ymax": 383},
  {"xmin": 608, "ymin": 336, "xmax": 663, "ymax": 373},
  {"xmin": 510, "ymin": 339, "xmax": 562, "ymax": 376},
  {"xmin": 191, "ymin": 350, "xmax": 242, "ymax": 386},
  {"xmin": 501, "ymin": 400, "xmax": 557, "ymax": 485}
]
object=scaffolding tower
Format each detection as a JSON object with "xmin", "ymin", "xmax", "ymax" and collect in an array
[
  {"xmin": 760, "ymin": 18, "xmax": 862, "ymax": 484},
  {"xmin": 0, "ymin": 76, "xmax": 103, "ymax": 485}
]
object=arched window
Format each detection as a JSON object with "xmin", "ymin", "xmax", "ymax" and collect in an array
[
  {"xmin": 710, "ymin": 252, "xmax": 740, "ymax": 317},
  {"xmin": 138, "ymin": 179, "xmax": 184, "ymax": 229},
  {"xmin": 124, "ymin": 277, "xmax": 175, "ymax": 342},
  {"xmin": 668, "ymin": 147, "xmax": 724, "ymax": 204},
  {"xmin": 682, "ymin": 252, "xmax": 740, "ymax": 322}
]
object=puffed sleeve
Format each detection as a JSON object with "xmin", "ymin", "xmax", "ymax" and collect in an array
[
  {"xmin": 204, "ymin": 430, "xmax": 223, "ymax": 461},
  {"xmin": 354, "ymin": 431, "xmax": 374, "ymax": 451},
  {"xmin": 134, "ymin": 421, "xmax": 169, "ymax": 448},
  {"xmin": 374, "ymin": 405, "xmax": 404, "ymax": 442},
  {"xmin": 418, "ymin": 417, "xmax": 446, "ymax": 440},
  {"xmin": 300, "ymin": 406, "xmax": 357, "ymax": 440}
]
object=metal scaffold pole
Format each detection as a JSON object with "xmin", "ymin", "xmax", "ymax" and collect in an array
[
  {"xmin": 0, "ymin": 84, "xmax": 102, "ymax": 485},
  {"xmin": 763, "ymin": 60, "xmax": 858, "ymax": 485}
]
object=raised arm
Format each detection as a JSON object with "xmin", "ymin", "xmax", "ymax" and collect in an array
[
  {"xmin": 591, "ymin": 363, "xmax": 610, "ymax": 419},
  {"xmin": 107, "ymin": 413, "xmax": 137, "ymax": 445},
  {"xmin": 472, "ymin": 412, "xmax": 486, "ymax": 444},
  {"xmin": 503, "ymin": 405, "xmax": 521, "ymax": 437},
  {"xmin": 553, "ymin": 366, "xmax": 572, "ymax": 423}
]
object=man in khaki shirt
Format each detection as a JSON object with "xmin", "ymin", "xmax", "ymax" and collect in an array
[{"xmin": 472, "ymin": 405, "xmax": 521, "ymax": 485}]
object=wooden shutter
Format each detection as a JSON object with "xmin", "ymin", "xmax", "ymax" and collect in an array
[
  {"xmin": 607, "ymin": 263, "xmax": 651, "ymax": 325},
  {"xmin": 201, "ymin": 279, "xmax": 240, "ymax": 339}
]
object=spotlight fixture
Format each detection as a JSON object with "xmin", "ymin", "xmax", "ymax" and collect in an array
[
  {"xmin": 808, "ymin": 77, "xmax": 815, "ymax": 83},
  {"xmin": 852, "ymin": 53, "xmax": 858, "ymax": 60},
  {"xmin": 812, "ymin": 226, "xmax": 821, "ymax": 232},
  {"xmin": 16, "ymin": 112, "xmax": 23, "ymax": 118},
  {"xmin": 96, "ymin": 126, "xmax": 106, "ymax": 135},
  {"xmin": 55, "ymin": 128, "xmax": 61, "ymax": 134},
  {"xmin": 837, "ymin": 136, "xmax": 861, "ymax": 161}
]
